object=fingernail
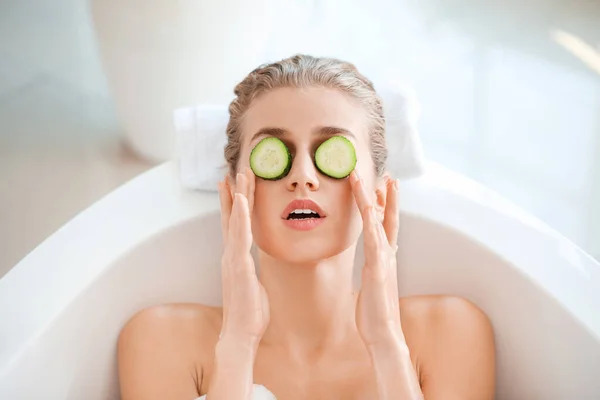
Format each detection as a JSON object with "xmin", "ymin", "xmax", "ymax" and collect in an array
[{"xmin": 394, "ymin": 179, "xmax": 400, "ymax": 191}]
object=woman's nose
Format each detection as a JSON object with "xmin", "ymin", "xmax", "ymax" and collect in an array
[{"xmin": 285, "ymin": 151, "xmax": 320, "ymax": 192}]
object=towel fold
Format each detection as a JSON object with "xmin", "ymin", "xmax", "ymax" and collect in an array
[
  {"xmin": 195, "ymin": 383, "xmax": 277, "ymax": 399},
  {"xmin": 174, "ymin": 104, "xmax": 230, "ymax": 191},
  {"xmin": 173, "ymin": 84, "xmax": 425, "ymax": 192}
]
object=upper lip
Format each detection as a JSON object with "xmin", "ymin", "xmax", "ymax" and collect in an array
[{"xmin": 281, "ymin": 199, "xmax": 327, "ymax": 219}]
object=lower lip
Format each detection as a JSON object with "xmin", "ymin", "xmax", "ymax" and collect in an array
[{"xmin": 283, "ymin": 217, "xmax": 326, "ymax": 231}]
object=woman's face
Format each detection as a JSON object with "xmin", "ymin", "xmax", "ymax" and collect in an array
[{"xmin": 236, "ymin": 86, "xmax": 382, "ymax": 264}]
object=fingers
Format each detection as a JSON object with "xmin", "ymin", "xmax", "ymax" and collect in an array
[
  {"xmin": 218, "ymin": 178, "xmax": 233, "ymax": 245},
  {"xmin": 245, "ymin": 167, "xmax": 256, "ymax": 213},
  {"xmin": 350, "ymin": 171, "xmax": 400, "ymax": 289},
  {"xmin": 235, "ymin": 171, "xmax": 249, "ymax": 198},
  {"xmin": 350, "ymin": 170, "xmax": 382, "ymax": 264},
  {"xmin": 383, "ymin": 178, "xmax": 400, "ymax": 247},
  {"xmin": 218, "ymin": 179, "xmax": 233, "ymax": 331},
  {"xmin": 349, "ymin": 169, "xmax": 382, "ymax": 245},
  {"xmin": 220, "ymin": 170, "xmax": 259, "ymax": 340},
  {"xmin": 229, "ymin": 173, "xmax": 253, "ymax": 256},
  {"xmin": 349, "ymin": 170, "xmax": 372, "ymax": 217}
]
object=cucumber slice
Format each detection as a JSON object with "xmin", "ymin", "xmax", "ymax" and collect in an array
[
  {"xmin": 250, "ymin": 137, "xmax": 292, "ymax": 180},
  {"xmin": 314, "ymin": 135, "xmax": 357, "ymax": 179}
]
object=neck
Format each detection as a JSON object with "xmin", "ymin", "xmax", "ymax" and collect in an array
[{"xmin": 258, "ymin": 244, "xmax": 360, "ymax": 359}]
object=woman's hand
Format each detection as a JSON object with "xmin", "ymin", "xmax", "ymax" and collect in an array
[
  {"xmin": 351, "ymin": 172, "xmax": 424, "ymax": 399},
  {"xmin": 217, "ymin": 167, "xmax": 270, "ymax": 346},
  {"xmin": 350, "ymin": 170, "xmax": 404, "ymax": 348}
]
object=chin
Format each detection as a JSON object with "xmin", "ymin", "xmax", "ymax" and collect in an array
[{"xmin": 253, "ymin": 223, "xmax": 357, "ymax": 265}]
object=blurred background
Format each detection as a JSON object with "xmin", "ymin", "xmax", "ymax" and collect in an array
[{"xmin": 0, "ymin": 0, "xmax": 598, "ymax": 279}]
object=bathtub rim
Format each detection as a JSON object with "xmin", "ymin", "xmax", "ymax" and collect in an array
[{"xmin": 0, "ymin": 160, "xmax": 598, "ymax": 377}]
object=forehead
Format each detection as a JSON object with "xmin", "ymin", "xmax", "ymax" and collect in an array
[{"xmin": 241, "ymin": 87, "xmax": 369, "ymax": 147}]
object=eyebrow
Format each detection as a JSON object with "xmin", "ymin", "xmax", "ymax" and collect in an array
[{"xmin": 250, "ymin": 126, "xmax": 356, "ymax": 143}]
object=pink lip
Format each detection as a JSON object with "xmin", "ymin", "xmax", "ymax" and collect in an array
[
  {"xmin": 281, "ymin": 198, "xmax": 327, "ymax": 231},
  {"xmin": 281, "ymin": 199, "xmax": 327, "ymax": 219},
  {"xmin": 283, "ymin": 217, "xmax": 326, "ymax": 231}
]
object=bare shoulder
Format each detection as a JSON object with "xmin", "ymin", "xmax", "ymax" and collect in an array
[
  {"xmin": 117, "ymin": 303, "xmax": 222, "ymax": 400},
  {"xmin": 399, "ymin": 295, "xmax": 496, "ymax": 399},
  {"xmin": 399, "ymin": 294, "xmax": 493, "ymax": 332}
]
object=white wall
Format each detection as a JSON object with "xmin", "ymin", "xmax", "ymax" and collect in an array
[
  {"xmin": 0, "ymin": 0, "xmax": 110, "ymax": 99},
  {"xmin": 0, "ymin": 0, "xmax": 598, "ymax": 260}
]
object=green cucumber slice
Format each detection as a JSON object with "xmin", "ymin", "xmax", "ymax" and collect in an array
[
  {"xmin": 314, "ymin": 136, "xmax": 357, "ymax": 179},
  {"xmin": 250, "ymin": 137, "xmax": 292, "ymax": 180}
]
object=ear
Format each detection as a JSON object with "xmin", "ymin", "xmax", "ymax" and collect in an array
[{"xmin": 374, "ymin": 173, "xmax": 390, "ymax": 222}]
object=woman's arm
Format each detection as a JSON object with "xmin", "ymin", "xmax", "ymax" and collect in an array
[
  {"xmin": 419, "ymin": 296, "xmax": 496, "ymax": 400},
  {"xmin": 207, "ymin": 171, "xmax": 269, "ymax": 399},
  {"xmin": 367, "ymin": 335, "xmax": 424, "ymax": 400},
  {"xmin": 366, "ymin": 295, "xmax": 495, "ymax": 400},
  {"xmin": 349, "ymin": 173, "xmax": 425, "ymax": 399},
  {"xmin": 117, "ymin": 305, "xmax": 209, "ymax": 400},
  {"xmin": 206, "ymin": 336, "xmax": 258, "ymax": 400}
]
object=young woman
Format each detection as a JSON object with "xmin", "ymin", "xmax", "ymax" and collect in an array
[{"xmin": 117, "ymin": 54, "xmax": 496, "ymax": 400}]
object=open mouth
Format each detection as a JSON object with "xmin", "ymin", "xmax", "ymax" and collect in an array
[
  {"xmin": 286, "ymin": 209, "xmax": 323, "ymax": 220},
  {"xmin": 281, "ymin": 199, "xmax": 327, "ymax": 224}
]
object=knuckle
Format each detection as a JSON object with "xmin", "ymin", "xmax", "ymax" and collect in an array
[
  {"xmin": 231, "ymin": 267, "xmax": 255, "ymax": 281},
  {"xmin": 222, "ymin": 250, "xmax": 239, "ymax": 267},
  {"xmin": 230, "ymin": 253, "xmax": 252, "ymax": 269},
  {"xmin": 230, "ymin": 252, "xmax": 246, "ymax": 266}
]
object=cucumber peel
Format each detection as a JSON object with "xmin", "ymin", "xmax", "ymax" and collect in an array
[
  {"xmin": 314, "ymin": 136, "xmax": 357, "ymax": 179},
  {"xmin": 249, "ymin": 137, "xmax": 292, "ymax": 180}
]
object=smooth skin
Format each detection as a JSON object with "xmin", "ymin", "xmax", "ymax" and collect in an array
[{"xmin": 118, "ymin": 87, "xmax": 496, "ymax": 400}]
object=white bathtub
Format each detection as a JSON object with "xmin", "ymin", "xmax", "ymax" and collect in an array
[{"xmin": 0, "ymin": 161, "xmax": 599, "ymax": 399}]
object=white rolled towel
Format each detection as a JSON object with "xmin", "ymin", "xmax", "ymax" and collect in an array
[
  {"xmin": 194, "ymin": 383, "xmax": 277, "ymax": 399},
  {"xmin": 173, "ymin": 83, "xmax": 425, "ymax": 192}
]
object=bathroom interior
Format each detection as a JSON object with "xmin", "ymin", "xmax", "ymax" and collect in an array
[{"xmin": 0, "ymin": 0, "xmax": 599, "ymax": 398}]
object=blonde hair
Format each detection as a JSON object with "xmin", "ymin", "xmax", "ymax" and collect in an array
[{"xmin": 224, "ymin": 54, "xmax": 387, "ymax": 177}]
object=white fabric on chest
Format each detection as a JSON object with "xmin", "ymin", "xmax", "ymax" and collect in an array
[{"xmin": 195, "ymin": 383, "xmax": 277, "ymax": 399}]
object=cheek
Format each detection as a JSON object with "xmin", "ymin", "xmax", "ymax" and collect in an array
[
  {"xmin": 247, "ymin": 176, "xmax": 369, "ymax": 261},
  {"xmin": 344, "ymin": 189, "xmax": 363, "ymax": 231},
  {"xmin": 251, "ymin": 182, "xmax": 271, "ymax": 220},
  {"xmin": 329, "ymin": 182, "xmax": 363, "ymax": 237},
  {"xmin": 336, "ymin": 183, "xmax": 356, "ymax": 214}
]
